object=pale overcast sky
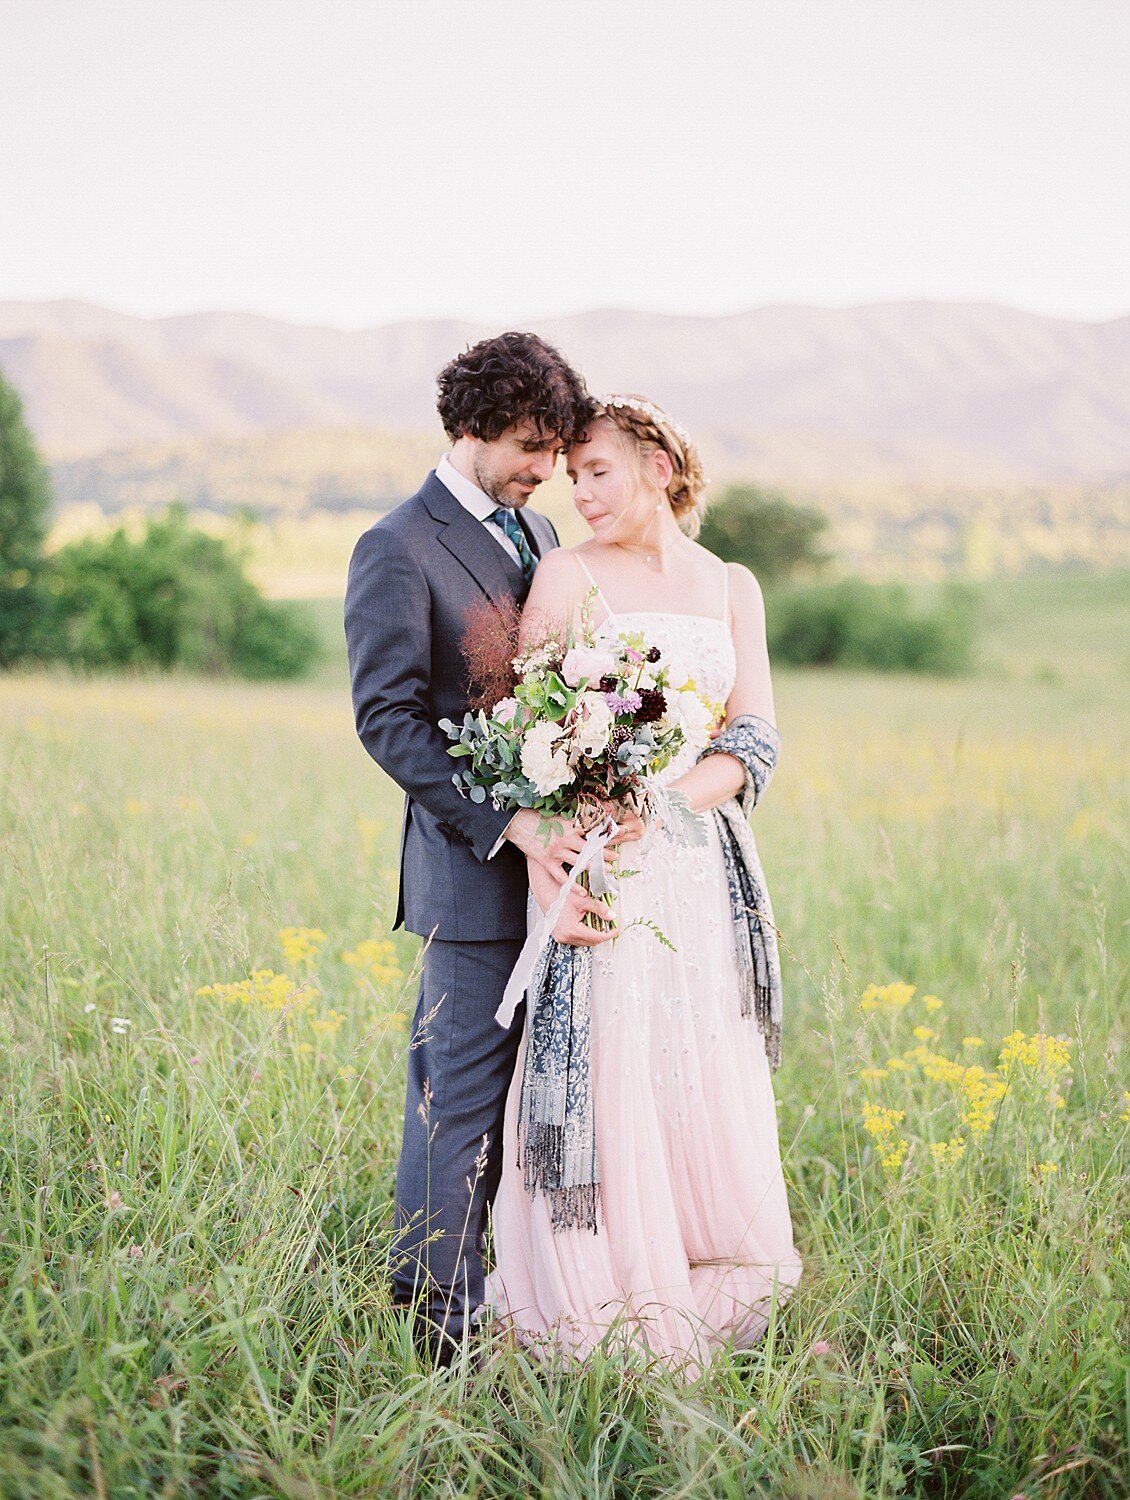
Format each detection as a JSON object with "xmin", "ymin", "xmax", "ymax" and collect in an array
[{"xmin": 2, "ymin": 0, "xmax": 1128, "ymax": 326}]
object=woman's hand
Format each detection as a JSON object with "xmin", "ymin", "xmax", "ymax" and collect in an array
[
  {"xmin": 528, "ymin": 858, "xmax": 618, "ymax": 946},
  {"xmin": 606, "ymin": 805, "xmax": 646, "ymax": 853}
]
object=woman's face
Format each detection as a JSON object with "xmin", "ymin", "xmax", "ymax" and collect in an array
[{"xmin": 566, "ymin": 419, "xmax": 652, "ymax": 543}]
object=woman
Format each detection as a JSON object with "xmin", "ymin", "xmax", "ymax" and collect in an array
[{"xmin": 485, "ymin": 394, "xmax": 803, "ymax": 1376}]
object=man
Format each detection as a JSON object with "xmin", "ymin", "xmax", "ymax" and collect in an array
[{"xmin": 344, "ymin": 331, "xmax": 626, "ymax": 1365}]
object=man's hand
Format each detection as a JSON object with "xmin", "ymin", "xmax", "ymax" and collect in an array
[
  {"xmin": 504, "ymin": 808, "xmax": 593, "ymax": 885},
  {"xmin": 528, "ymin": 860, "xmax": 618, "ymax": 946},
  {"xmin": 505, "ymin": 805, "xmax": 648, "ymax": 882}
]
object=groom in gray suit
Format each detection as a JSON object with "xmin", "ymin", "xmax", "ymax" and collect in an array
[{"xmin": 344, "ymin": 331, "xmax": 609, "ymax": 1363}]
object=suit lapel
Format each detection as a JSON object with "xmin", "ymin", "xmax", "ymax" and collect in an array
[{"xmin": 420, "ymin": 471, "xmax": 524, "ymax": 604}]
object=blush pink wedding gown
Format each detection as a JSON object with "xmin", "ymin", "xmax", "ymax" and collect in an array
[{"xmin": 486, "ymin": 595, "xmax": 803, "ymax": 1377}]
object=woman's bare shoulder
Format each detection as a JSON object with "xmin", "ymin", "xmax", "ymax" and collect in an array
[
  {"xmin": 721, "ymin": 557, "xmax": 764, "ymax": 604},
  {"xmin": 524, "ymin": 544, "xmax": 587, "ymax": 609},
  {"xmin": 533, "ymin": 544, "xmax": 587, "ymax": 583}
]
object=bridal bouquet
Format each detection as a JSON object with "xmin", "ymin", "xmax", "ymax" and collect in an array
[{"xmin": 441, "ymin": 591, "xmax": 720, "ymax": 926}]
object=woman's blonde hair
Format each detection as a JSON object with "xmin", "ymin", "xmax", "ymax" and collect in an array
[{"xmin": 587, "ymin": 393, "xmax": 708, "ymax": 538}]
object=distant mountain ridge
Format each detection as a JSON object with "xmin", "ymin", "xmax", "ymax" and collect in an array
[{"xmin": 2, "ymin": 297, "xmax": 1129, "ymax": 487}]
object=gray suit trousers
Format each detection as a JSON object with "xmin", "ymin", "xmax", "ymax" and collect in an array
[{"xmin": 390, "ymin": 935, "xmax": 525, "ymax": 1345}]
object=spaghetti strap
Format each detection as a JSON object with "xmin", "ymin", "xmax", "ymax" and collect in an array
[
  {"xmin": 720, "ymin": 561, "xmax": 730, "ymax": 624},
  {"xmin": 572, "ymin": 551, "xmax": 614, "ymax": 618}
]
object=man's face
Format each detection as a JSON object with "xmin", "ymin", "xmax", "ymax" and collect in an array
[{"xmin": 470, "ymin": 418, "xmax": 565, "ymax": 509}]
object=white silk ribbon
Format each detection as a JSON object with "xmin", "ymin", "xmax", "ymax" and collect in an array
[{"xmin": 494, "ymin": 816, "xmax": 620, "ymax": 1029}]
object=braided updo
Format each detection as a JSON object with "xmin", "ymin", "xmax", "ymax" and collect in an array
[{"xmin": 588, "ymin": 393, "xmax": 708, "ymax": 538}]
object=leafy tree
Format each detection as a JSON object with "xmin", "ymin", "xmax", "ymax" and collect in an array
[
  {"xmin": 46, "ymin": 501, "xmax": 321, "ymax": 679},
  {"xmin": 699, "ymin": 484, "xmax": 833, "ymax": 584},
  {"xmin": 0, "ymin": 369, "xmax": 52, "ymax": 666}
]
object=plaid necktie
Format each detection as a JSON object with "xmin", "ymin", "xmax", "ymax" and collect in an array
[{"xmin": 489, "ymin": 507, "xmax": 536, "ymax": 583}]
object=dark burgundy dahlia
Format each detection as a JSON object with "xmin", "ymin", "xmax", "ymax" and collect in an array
[{"xmin": 634, "ymin": 688, "xmax": 667, "ymax": 724}]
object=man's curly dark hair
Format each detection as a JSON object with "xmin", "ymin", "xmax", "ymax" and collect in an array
[{"xmin": 436, "ymin": 331, "xmax": 594, "ymax": 446}]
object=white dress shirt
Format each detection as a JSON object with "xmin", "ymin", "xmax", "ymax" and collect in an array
[
  {"xmin": 435, "ymin": 452, "xmax": 524, "ymax": 569},
  {"xmin": 434, "ymin": 451, "xmax": 526, "ymax": 860}
]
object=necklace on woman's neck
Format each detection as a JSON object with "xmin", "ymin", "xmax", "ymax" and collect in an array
[{"xmin": 615, "ymin": 499, "xmax": 680, "ymax": 567}]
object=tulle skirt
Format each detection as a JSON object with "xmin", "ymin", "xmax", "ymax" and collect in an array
[{"xmin": 486, "ymin": 815, "xmax": 803, "ymax": 1377}]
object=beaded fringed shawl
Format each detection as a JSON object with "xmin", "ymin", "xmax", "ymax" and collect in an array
[{"xmin": 515, "ymin": 713, "xmax": 783, "ymax": 1234}]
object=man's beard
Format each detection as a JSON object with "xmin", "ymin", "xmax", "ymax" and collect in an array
[{"xmin": 472, "ymin": 452, "xmax": 531, "ymax": 508}]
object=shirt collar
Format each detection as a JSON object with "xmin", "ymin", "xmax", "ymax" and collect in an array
[{"xmin": 435, "ymin": 451, "xmax": 498, "ymax": 522}]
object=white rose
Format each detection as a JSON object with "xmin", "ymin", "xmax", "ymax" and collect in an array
[
  {"xmin": 520, "ymin": 720, "xmax": 575, "ymax": 797},
  {"xmin": 570, "ymin": 692, "xmax": 614, "ymax": 760},
  {"xmin": 663, "ymin": 653, "xmax": 693, "ymax": 693}
]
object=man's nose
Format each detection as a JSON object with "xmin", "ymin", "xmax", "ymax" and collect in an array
[{"xmin": 529, "ymin": 450, "xmax": 556, "ymax": 481}]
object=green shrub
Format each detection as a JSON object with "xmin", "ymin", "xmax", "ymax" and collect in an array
[
  {"xmin": 699, "ymin": 483, "xmax": 833, "ymax": 583},
  {"xmin": 43, "ymin": 502, "xmax": 321, "ymax": 679},
  {"xmin": 766, "ymin": 577, "xmax": 980, "ymax": 675}
]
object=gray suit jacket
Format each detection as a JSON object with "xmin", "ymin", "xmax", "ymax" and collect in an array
[{"xmin": 344, "ymin": 470, "xmax": 559, "ymax": 942}]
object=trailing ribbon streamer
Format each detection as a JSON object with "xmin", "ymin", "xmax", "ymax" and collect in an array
[{"xmin": 494, "ymin": 816, "xmax": 620, "ymax": 1029}]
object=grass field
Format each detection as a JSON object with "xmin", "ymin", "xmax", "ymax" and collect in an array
[{"xmin": 1, "ymin": 572, "xmax": 1127, "ymax": 1498}]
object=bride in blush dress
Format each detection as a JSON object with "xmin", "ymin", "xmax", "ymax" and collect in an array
[{"xmin": 485, "ymin": 395, "xmax": 803, "ymax": 1376}]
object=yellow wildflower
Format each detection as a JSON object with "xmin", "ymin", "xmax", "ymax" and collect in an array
[
  {"xmin": 912, "ymin": 1026, "xmax": 937, "ymax": 1041},
  {"xmin": 337, "ymin": 1064, "xmax": 358, "ymax": 1080},
  {"xmin": 959, "ymin": 1064, "xmax": 1009, "ymax": 1133},
  {"xmin": 196, "ymin": 969, "xmax": 315, "ymax": 1013},
  {"xmin": 997, "ymin": 1030, "xmax": 1072, "ymax": 1079},
  {"xmin": 861, "ymin": 1101, "xmax": 906, "ymax": 1138},
  {"xmin": 343, "ymin": 938, "xmax": 403, "ymax": 989},
  {"xmin": 921, "ymin": 1053, "xmax": 966, "ymax": 1086},
  {"xmin": 962, "ymin": 1036, "xmax": 983, "ymax": 1049},
  {"xmin": 1119, "ymin": 1091, "xmax": 1130, "ymax": 1124},
  {"xmin": 928, "ymin": 1136, "xmax": 966, "ymax": 1164},
  {"xmin": 860, "ymin": 981, "xmax": 916, "ymax": 1013},
  {"xmin": 279, "ymin": 926, "xmax": 328, "ymax": 969},
  {"xmin": 859, "ymin": 1066, "xmax": 890, "ymax": 1082},
  {"xmin": 885, "ymin": 1057, "xmax": 910, "ymax": 1071},
  {"xmin": 1036, "ymin": 1161, "xmax": 1058, "ymax": 1175},
  {"xmin": 922, "ymin": 995, "xmax": 943, "ymax": 1012},
  {"xmin": 881, "ymin": 1139, "xmax": 909, "ymax": 1172}
]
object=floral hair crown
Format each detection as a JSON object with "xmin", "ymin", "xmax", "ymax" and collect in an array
[{"xmin": 597, "ymin": 393, "xmax": 693, "ymax": 450}]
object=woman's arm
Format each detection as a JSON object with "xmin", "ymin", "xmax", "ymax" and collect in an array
[{"xmin": 668, "ymin": 563, "xmax": 776, "ymax": 815}]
